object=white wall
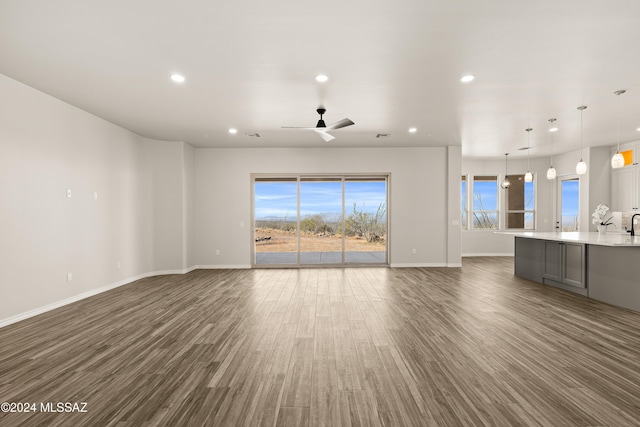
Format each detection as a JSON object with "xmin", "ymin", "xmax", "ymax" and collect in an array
[
  {"xmin": 0, "ymin": 75, "xmax": 193, "ymax": 324},
  {"xmin": 588, "ymin": 146, "xmax": 612, "ymax": 231},
  {"xmin": 194, "ymin": 147, "xmax": 455, "ymax": 267},
  {"xmin": 183, "ymin": 143, "xmax": 196, "ymax": 269},
  {"xmin": 447, "ymin": 146, "xmax": 462, "ymax": 266},
  {"xmin": 147, "ymin": 139, "xmax": 187, "ymax": 271}
]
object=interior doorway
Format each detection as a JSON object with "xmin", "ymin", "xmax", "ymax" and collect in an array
[{"xmin": 557, "ymin": 175, "xmax": 580, "ymax": 232}]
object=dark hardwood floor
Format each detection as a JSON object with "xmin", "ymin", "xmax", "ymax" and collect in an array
[{"xmin": 1, "ymin": 257, "xmax": 640, "ymax": 426}]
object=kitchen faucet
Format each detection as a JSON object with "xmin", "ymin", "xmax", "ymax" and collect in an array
[{"xmin": 631, "ymin": 213, "xmax": 640, "ymax": 236}]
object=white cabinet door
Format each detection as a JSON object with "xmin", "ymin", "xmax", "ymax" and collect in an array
[
  {"xmin": 611, "ymin": 166, "xmax": 637, "ymax": 211},
  {"xmin": 635, "ymin": 167, "xmax": 640, "ymax": 210}
]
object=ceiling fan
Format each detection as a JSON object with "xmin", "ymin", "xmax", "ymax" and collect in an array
[{"xmin": 282, "ymin": 107, "xmax": 354, "ymax": 142}]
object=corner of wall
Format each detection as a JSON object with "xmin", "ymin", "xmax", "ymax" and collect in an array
[{"xmin": 447, "ymin": 146, "xmax": 462, "ymax": 266}]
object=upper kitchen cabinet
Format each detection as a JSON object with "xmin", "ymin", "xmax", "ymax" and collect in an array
[{"xmin": 611, "ymin": 142, "xmax": 640, "ymax": 212}]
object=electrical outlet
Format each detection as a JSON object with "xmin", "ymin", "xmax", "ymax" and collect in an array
[
  {"xmin": 215, "ymin": 250, "xmax": 220, "ymax": 255},
  {"xmin": 117, "ymin": 261, "xmax": 121, "ymax": 269},
  {"xmin": 412, "ymin": 248, "xmax": 416, "ymax": 254},
  {"xmin": 66, "ymin": 189, "xmax": 72, "ymax": 198},
  {"xmin": 67, "ymin": 273, "xmax": 73, "ymax": 282},
  {"xmin": 94, "ymin": 192, "xmax": 98, "ymax": 200}
]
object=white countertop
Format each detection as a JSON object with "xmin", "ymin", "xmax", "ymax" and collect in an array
[{"xmin": 501, "ymin": 231, "xmax": 640, "ymax": 247}]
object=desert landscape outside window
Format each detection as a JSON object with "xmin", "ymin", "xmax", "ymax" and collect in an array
[{"xmin": 252, "ymin": 175, "xmax": 388, "ymax": 267}]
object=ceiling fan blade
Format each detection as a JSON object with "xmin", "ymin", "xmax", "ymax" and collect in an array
[
  {"xmin": 281, "ymin": 126, "xmax": 316, "ymax": 129},
  {"xmin": 314, "ymin": 129, "xmax": 336, "ymax": 142},
  {"xmin": 326, "ymin": 118, "xmax": 354, "ymax": 130}
]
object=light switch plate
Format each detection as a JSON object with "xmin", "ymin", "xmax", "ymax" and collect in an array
[{"xmin": 66, "ymin": 189, "xmax": 72, "ymax": 198}]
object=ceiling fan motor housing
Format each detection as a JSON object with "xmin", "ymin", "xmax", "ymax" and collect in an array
[{"xmin": 316, "ymin": 107, "xmax": 326, "ymax": 128}]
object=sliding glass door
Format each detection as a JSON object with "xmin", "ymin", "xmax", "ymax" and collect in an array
[
  {"xmin": 252, "ymin": 175, "xmax": 388, "ymax": 267},
  {"xmin": 344, "ymin": 178, "xmax": 387, "ymax": 264},
  {"xmin": 253, "ymin": 178, "xmax": 298, "ymax": 265},
  {"xmin": 299, "ymin": 178, "xmax": 343, "ymax": 265}
]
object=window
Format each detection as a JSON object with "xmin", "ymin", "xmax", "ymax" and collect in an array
[
  {"xmin": 472, "ymin": 175, "xmax": 498, "ymax": 229},
  {"xmin": 461, "ymin": 176, "xmax": 468, "ymax": 230},
  {"xmin": 253, "ymin": 174, "xmax": 388, "ymax": 266},
  {"xmin": 506, "ymin": 174, "xmax": 535, "ymax": 229},
  {"xmin": 560, "ymin": 177, "xmax": 580, "ymax": 231}
]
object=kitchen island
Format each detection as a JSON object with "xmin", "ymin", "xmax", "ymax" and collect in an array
[{"xmin": 506, "ymin": 232, "xmax": 640, "ymax": 312}]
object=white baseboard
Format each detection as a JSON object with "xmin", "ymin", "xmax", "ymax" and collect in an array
[
  {"xmin": 0, "ymin": 267, "xmax": 202, "ymax": 329},
  {"xmin": 462, "ymin": 253, "xmax": 514, "ymax": 257},
  {"xmin": 0, "ymin": 273, "xmax": 145, "ymax": 329},
  {"xmin": 193, "ymin": 264, "xmax": 251, "ymax": 269},
  {"xmin": 390, "ymin": 263, "xmax": 448, "ymax": 268},
  {"xmin": 447, "ymin": 263, "xmax": 463, "ymax": 267},
  {"xmin": 153, "ymin": 268, "xmax": 194, "ymax": 275}
]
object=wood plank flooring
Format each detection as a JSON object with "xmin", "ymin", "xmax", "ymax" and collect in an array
[{"xmin": 2, "ymin": 257, "xmax": 640, "ymax": 426}]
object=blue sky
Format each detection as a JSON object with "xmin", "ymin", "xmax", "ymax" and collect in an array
[
  {"xmin": 254, "ymin": 181, "xmax": 386, "ymax": 220},
  {"xmin": 462, "ymin": 177, "xmax": 580, "ymax": 222},
  {"xmin": 463, "ymin": 179, "xmax": 536, "ymax": 211},
  {"xmin": 472, "ymin": 181, "xmax": 498, "ymax": 210},
  {"xmin": 561, "ymin": 180, "xmax": 579, "ymax": 217}
]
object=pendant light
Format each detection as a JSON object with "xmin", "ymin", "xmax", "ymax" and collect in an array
[
  {"xmin": 547, "ymin": 118, "xmax": 557, "ymax": 179},
  {"xmin": 611, "ymin": 89, "xmax": 626, "ymax": 169},
  {"xmin": 524, "ymin": 128, "xmax": 533, "ymax": 182},
  {"xmin": 501, "ymin": 153, "xmax": 510, "ymax": 189},
  {"xmin": 576, "ymin": 105, "xmax": 588, "ymax": 175}
]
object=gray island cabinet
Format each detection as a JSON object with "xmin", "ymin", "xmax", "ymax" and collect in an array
[{"xmin": 510, "ymin": 232, "xmax": 640, "ymax": 312}]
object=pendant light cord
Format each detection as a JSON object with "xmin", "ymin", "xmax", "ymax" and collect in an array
[
  {"xmin": 580, "ymin": 109, "xmax": 583, "ymax": 160},
  {"xmin": 527, "ymin": 128, "xmax": 531, "ymax": 171},
  {"xmin": 549, "ymin": 118, "xmax": 556, "ymax": 166},
  {"xmin": 617, "ymin": 94, "xmax": 620, "ymax": 152},
  {"xmin": 578, "ymin": 105, "xmax": 587, "ymax": 161},
  {"xmin": 616, "ymin": 90, "xmax": 625, "ymax": 153}
]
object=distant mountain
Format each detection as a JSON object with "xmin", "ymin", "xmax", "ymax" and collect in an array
[{"xmin": 256, "ymin": 212, "xmax": 343, "ymax": 223}]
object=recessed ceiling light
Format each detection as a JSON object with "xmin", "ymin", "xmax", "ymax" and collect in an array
[
  {"xmin": 170, "ymin": 74, "xmax": 185, "ymax": 83},
  {"xmin": 637, "ymin": 127, "xmax": 640, "ymax": 132},
  {"xmin": 228, "ymin": 128, "xmax": 238, "ymax": 134},
  {"xmin": 315, "ymin": 74, "xmax": 328, "ymax": 82},
  {"xmin": 549, "ymin": 127, "xmax": 559, "ymax": 132},
  {"xmin": 408, "ymin": 127, "xmax": 417, "ymax": 133},
  {"xmin": 460, "ymin": 74, "xmax": 475, "ymax": 83}
]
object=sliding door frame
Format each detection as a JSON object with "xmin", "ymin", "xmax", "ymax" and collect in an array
[{"xmin": 250, "ymin": 173, "xmax": 390, "ymax": 268}]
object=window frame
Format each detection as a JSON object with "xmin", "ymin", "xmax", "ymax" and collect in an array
[
  {"xmin": 504, "ymin": 173, "xmax": 537, "ymax": 230},
  {"xmin": 470, "ymin": 174, "xmax": 499, "ymax": 230},
  {"xmin": 251, "ymin": 173, "xmax": 390, "ymax": 267},
  {"xmin": 461, "ymin": 175, "xmax": 468, "ymax": 230}
]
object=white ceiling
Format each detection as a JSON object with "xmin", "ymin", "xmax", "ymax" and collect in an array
[{"xmin": 2, "ymin": 0, "xmax": 640, "ymax": 159}]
